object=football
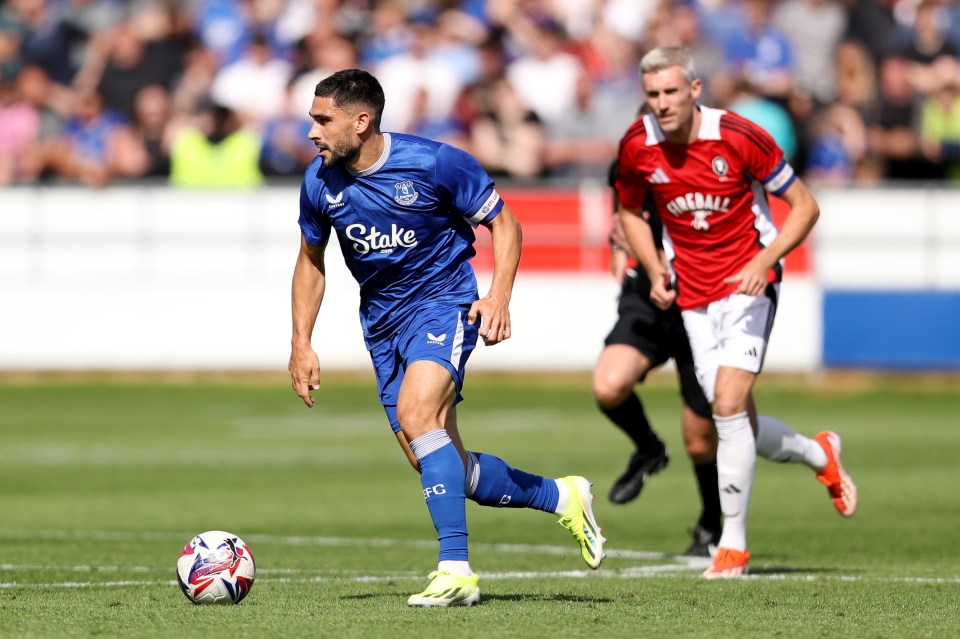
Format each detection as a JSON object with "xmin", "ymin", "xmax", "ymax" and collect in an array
[{"xmin": 176, "ymin": 530, "xmax": 256, "ymax": 605}]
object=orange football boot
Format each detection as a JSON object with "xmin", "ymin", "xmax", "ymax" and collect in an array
[
  {"xmin": 814, "ymin": 431, "xmax": 858, "ymax": 517},
  {"xmin": 702, "ymin": 547, "xmax": 750, "ymax": 579}
]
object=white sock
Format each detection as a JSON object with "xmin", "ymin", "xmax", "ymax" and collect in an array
[
  {"xmin": 756, "ymin": 415, "xmax": 828, "ymax": 470},
  {"xmin": 438, "ymin": 560, "xmax": 473, "ymax": 576},
  {"xmin": 553, "ymin": 478, "xmax": 569, "ymax": 515},
  {"xmin": 713, "ymin": 412, "xmax": 756, "ymax": 552}
]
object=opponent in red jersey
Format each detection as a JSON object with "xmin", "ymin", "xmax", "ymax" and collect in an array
[
  {"xmin": 616, "ymin": 103, "xmax": 793, "ymax": 310},
  {"xmin": 617, "ymin": 46, "xmax": 858, "ymax": 579}
]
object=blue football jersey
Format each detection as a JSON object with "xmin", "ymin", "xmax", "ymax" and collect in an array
[{"xmin": 298, "ymin": 133, "xmax": 505, "ymax": 342}]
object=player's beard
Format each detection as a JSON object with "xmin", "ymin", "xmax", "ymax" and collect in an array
[{"xmin": 320, "ymin": 138, "xmax": 362, "ymax": 168}]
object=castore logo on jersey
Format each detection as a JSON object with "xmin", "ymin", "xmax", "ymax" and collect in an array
[{"xmin": 325, "ymin": 191, "xmax": 346, "ymax": 208}]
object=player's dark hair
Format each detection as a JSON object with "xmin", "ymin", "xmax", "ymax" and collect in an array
[{"xmin": 314, "ymin": 69, "xmax": 385, "ymax": 128}]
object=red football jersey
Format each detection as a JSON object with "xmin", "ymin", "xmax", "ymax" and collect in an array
[{"xmin": 615, "ymin": 106, "xmax": 796, "ymax": 310}]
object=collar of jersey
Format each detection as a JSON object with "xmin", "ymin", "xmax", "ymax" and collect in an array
[
  {"xmin": 644, "ymin": 105, "xmax": 723, "ymax": 145},
  {"xmin": 348, "ymin": 132, "xmax": 392, "ymax": 177}
]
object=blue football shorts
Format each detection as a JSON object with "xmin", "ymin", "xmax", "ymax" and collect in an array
[{"xmin": 367, "ymin": 303, "xmax": 479, "ymax": 433}]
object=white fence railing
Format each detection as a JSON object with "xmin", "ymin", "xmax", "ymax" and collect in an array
[{"xmin": 2, "ymin": 185, "xmax": 956, "ymax": 371}]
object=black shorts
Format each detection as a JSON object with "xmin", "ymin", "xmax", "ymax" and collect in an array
[{"xmin": 604, "ymin": 274, "xmax": 712, "ymax": 419}]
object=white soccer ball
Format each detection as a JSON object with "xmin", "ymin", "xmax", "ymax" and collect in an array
[{"xmin": 176, "ymin": 530, "xmax": 256, "ymax": 605}]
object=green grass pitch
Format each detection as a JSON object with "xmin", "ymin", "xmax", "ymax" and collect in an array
[{"xmin": 0, "ymin": 371, "xmax": 958, "ymax": 638}]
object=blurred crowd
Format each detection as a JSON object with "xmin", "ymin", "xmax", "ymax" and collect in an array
[{"xmin": 1, "ymin": 0, "xmax": 959, "ymax": 188}]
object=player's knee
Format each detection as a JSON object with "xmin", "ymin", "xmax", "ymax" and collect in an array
[
  {"xmin": 682, "ymin": 408, "xmax": 717, "ymax": 461},
  {"xmin": 592, "ymin": 371, "xmax": 631, "ymax": 407},
  {"xmin": 711, "ymin": 397, "xmax": 746, "ymax": 419},
  {"xmin": 684, "ymin": 435, "xmax": 716, "ymax": 463},
  {"xmin": 396, "ymin": 402, "xmax": 440, "ymax": 439}
]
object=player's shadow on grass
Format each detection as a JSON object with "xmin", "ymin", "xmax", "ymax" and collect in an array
[
  {"xmin": 340, "ymin": 593, "xmax": 613, "ymax": 604},
  {"xmin": 748, "ymin": 565, "xmax": 857, "ymax": 577},
  {"xmin": 469, "ymin": 593, "xmax": 613, "ymax": 604}
]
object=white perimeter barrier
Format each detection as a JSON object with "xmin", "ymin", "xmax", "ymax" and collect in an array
[{"xmin": 5, "ymin": 184, "xmax": 955, "ymax": 372}]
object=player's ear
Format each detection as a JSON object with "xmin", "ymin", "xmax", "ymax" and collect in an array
[
  {"xmin": 355, "ymin": 111, "xmax": 371, "ymax": 135},
  {"xmin": 690, "ymin": 78, "xmax": 703, "ymax": 101}
]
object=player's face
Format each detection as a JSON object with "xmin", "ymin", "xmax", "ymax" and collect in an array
[
  {"xmin": 642, "ymin": 66, "xmax": 702, "ymax": 140},
  {"xmin": 308, "ymin": 96, "xmax": 362, "ymax": 168}
]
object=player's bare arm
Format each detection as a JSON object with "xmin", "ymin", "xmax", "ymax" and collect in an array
[
  {"xmin": 619, "ymin": 204, "xmax": 677, "ymax": 310},
  {"xmin": 724, "ymin": 179, "xmax": 821, "ymax": 296},
  {"xmin": 607, "ymin": 212, "xmax": 633, "ymax": 279},
  {"xmin": 469, "ymin": 203, "xmax": 521, "ymax": 346},
  {"xmin": 289, "ymin": 233, "xmax": 328, "ymax": 407}
]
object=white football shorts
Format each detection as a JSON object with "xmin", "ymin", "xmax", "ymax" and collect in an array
[{"xmin": 681, "ymin": 286, "xmax": 779, "ymax": 403}]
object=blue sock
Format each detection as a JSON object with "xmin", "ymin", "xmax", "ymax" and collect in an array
[
  {"xmin": 464, "ymin": 451, "xmax": 560, "ymax": 513},
  {"xmin": 409, "ymin": 431, "xmax": 468, "ymax": 562}
]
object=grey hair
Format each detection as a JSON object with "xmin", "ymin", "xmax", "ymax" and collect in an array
[{"xmin": 639, "ymin": 46, "xmax": 697, "ymax": 82}]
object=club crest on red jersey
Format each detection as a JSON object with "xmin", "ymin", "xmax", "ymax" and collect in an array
[{"xmin": 712, "ymin": 156, "xmax": 729, "ymax": 179}]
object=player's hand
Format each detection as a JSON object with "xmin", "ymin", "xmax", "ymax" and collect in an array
[
  {"xmin": 468, "ymin": 294, "xmax": 511, "ymax": 346},
  {"xmin": 288, "ymin": 345, "xmax": 321, "ymax": 407},
  {"xmin": 724, "ymin": 257, "xmax": 769, "ymax": 296},
  {"xmin": 649, "ymin": 271, "xmax": 676, "ymax": 310}
]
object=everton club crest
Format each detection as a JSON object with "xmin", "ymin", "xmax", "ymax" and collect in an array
[{"xmin": 394, "ymin": 181, "xmax": 419, "ymax": 206}]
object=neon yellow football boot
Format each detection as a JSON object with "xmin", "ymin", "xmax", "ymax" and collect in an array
[
  {"xmin": 407, "ymin": 570, "xmax": 480, "ymax": 607},
  {"xmin": 557, "ymin": 476, "xmax": 606, "ymax": 569}
]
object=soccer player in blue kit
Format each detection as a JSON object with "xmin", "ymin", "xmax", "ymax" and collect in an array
[{"xmin": 288, "ymin": 69, "xmax": 605, "ymax": 607}]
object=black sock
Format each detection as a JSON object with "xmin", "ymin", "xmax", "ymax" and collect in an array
[
  {"xmin": 600, "ymin": 392, "xmax": 664, "ymax": 454},
  {"xmin": 694, "ymin": 461, "xmax": 722, "ymax": 533}
]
